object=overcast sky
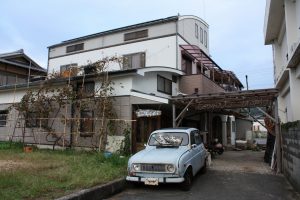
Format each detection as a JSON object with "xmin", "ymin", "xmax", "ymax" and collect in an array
[{"xmin": 0, "ymin": 0, "xmax": 273, "ymax": 89}]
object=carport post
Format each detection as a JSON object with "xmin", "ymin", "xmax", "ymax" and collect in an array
[
  {"xmin": 275, "ymin": 98, "xmax": 282, "ymax": 173},
  {"xmin": 172, "ymin": 103, "xmax": 176, "ymax": 128}
]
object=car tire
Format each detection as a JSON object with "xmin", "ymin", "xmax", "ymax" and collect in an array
[
  {"xmin": 129, "ymin": 181, "xmax": 142, "ymax": 188},
  {"xmin": 181, "ymin": 168, "xmax": 192, "ymax": 191}
]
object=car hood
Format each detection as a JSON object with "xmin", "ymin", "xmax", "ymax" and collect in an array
[{"xmin": 130, "ymin": 146, "xmax": 189, "ymax": 164}]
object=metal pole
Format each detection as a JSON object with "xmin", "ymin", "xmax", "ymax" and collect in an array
[
  {"xmin": 245, "ymin": 75, "xmax": 248, "ymax": 90},
  {"xmin": 275, "ymin": 98, "xmax": 282, "ymax": 173},
  {"xmin": 172, "ymin": 103, "xmax": 176, "ymax": 128}
]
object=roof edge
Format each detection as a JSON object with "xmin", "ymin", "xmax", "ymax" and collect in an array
[{"xmin": 48, "ymin": 16, "xmax": 179, "ymax": 49}]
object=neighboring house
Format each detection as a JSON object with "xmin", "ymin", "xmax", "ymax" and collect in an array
[
  {"xmin": 0, "ymin": 15, "xmax": 244, "ymax": 152},
  {"xmin": 264, "ymin": 0, "xmax": 300, "ymax": 123},
  {"xmin": 0, "ymin": 49, "xmax": 46, "ymax": 140},
  {"xmin": 0, "ymin": 49, "xmax": 46, "ymax": 86},
  {"xmin": 265, "ymin": 0, "xmax": 300, "ymax": 192}
]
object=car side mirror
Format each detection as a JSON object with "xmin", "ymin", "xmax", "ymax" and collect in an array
[
  {"xmin": 144, "ymin": 143, "xmax": 147, "ymax": 147},
  {"xmin": 191, "ymin": 144, "xmax": 197, "ymax": 149}
]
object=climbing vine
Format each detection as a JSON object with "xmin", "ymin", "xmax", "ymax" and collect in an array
[{"xmin": 12, "ymin": 56, "xmax": 125, "ymax": 151}]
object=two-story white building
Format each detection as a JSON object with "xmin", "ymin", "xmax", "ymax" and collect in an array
[
  {"xmin": 264, "ymin": 0, "xmax": 300, "ymax": 123},
  {"xmin": 0, "ymin": 15, "xmax": 244, "ymax": 152}
]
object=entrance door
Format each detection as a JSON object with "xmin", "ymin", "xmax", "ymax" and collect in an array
[{"xmin": 135, "ymin": 116, "xmax": 160, "ymax": 152}]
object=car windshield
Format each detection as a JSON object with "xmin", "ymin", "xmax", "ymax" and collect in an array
[{"xmin": 148, "ymin": 132, "xmax": 189, "ymax": 146}]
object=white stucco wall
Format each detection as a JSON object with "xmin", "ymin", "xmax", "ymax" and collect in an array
[
  {"xmin": 48, "ymin": 36, "xmax": 177, "ymax": 73},
  {"xmin": 49, "ymin": 22, "xmax": 177, "ymax": 58},
  {"xmin": 132, "ymin": 71, "xmax": 178, "ymax": 98},
  {"xmin": 178, "ymin": 16, "xmax": 209, "ymax": 55},
  {"xmin": 0, "ymin": 89, "xmax": 27, "ymax": 104},
  {"xmin": 289, "ymin": 65, "xmax": 300, "ymax": 121}
]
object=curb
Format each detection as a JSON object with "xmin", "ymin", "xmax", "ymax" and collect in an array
[{"xmin": 56, "ymin": 178, "xmax": 126, "ymax": 200}]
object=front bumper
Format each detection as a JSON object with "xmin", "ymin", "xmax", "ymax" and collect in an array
[{"xmin": 126, "ymin": 176, "xmax": 184, "ymax": 183}]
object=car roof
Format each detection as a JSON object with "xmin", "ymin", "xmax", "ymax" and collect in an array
[{"xmin": 152, "ymin": 127, "xmax": 198, "ymax": 133}]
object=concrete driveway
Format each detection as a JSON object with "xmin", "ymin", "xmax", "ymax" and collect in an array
[{"xmin": 107, "ymin": 151, "xmax": 299, "ymax": 200}]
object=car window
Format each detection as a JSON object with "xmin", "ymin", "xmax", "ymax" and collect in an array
[
  {"xmin": 148, "ymin": 132, "xmax": 189, "ymax": 146},
  {"xmin": 190, "ymin": 132, "xmax": 195, "ymax": 145},
  {"xmin": 194, "ymin": 131, "xmax": 202, "ymax": 145}
]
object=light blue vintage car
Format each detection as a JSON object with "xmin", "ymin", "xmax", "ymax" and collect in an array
[{"xmin": 126, "ymin": 127, "xmax": 207, "ymax": 190}]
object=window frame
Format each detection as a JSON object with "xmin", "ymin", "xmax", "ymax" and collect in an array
[
  {"xmin": 200, "ymin": 27, "xmax": 203, "ymax": 43},
  {"xmin": 80, "ymin": 110, "xmax": 94, "ymax": 137},
  {"xmin": 66, "ymin": 43, "xmax": 84, "ymax": 53},
  {"xmin": 124, "ymin": 29, "xmax": 148, "ymax": 41},
  {"xmin": 77, "ymin": 81, "xmax": 95, "ymax": 98},
  {"xmin": 195, "ymin": 23, "xmax": 199, "ymax": 39},
  {"xmin": 123, "ymin": 52, "xmax": 145, "ymax": 70},
  {"xmin": 157, "ymin": 75, "xmax": 172, "ymax": 95},
  {"xmin": 204, "ymin": 30, "xmax": 207, "ymax": 47},
  {"xmin": 0, "ymin": 110, "xmax": 8, "ymax": 127},
  {"xmin": 181, "ymin": 55, "xmax": 193, "ymax": 75}
]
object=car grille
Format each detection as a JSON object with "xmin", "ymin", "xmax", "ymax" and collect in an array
[{"xmin": 140, "ymin": 164, "xmax": 166, "ymax": 172}]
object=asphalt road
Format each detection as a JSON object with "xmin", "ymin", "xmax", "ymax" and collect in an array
[{"xmin": 107, "ymin": 151, "xmax": 300, "ymax": 200}]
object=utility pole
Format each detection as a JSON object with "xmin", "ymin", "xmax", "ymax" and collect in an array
[{"xmin": 245, "ymin": 75, "xmax": 249, "ymax": 90}]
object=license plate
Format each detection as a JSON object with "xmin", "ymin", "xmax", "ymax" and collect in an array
[{"xmin": 144, "ymin": 178, "xmax": 159, "ymax": 186}]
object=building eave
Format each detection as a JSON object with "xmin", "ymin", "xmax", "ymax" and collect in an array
[
  {"xmin": 287, "ymin": 41, "xmax": 300, "ymax": 68},
  {"xmin": 48, "ymin": 16, "xmax": 179, "ymax": 49},
  {"xmin": 264, "ymin": 0, "xmax": 284, "ymax": 45},
  {"xmin": 0, "ymin": 58, "xmax": 47, "ymax": 73},
  {"xmin": 137, "ymin": 66, "xmax": 185, "ymax": 76}
]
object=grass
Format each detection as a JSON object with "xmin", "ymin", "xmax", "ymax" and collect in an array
[{"xmin": 0, "ymin": 142, "xmax": 129, "ymax": 200}]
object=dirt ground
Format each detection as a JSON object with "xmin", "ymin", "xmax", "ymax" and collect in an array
[{"xmin": 0, "ymin": 160, "xmax": 28, "ymax": 171}]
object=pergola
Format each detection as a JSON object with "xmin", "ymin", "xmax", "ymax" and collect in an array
[
  {"xmin": 180, "ymin": 45, "xmax": 243, "ymax": 89},
  {"xmin": 171, "ymin": 88, "xmax": 282, "ymax": 172},
  {"xmin": 172, "ymin": 88, "xmax": 278, "ymax": 111}
]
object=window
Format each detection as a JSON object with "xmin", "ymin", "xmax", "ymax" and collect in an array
[
  {"xmin": 124, "ymin": 29, "xmax": 148, "ymax": 41},
  {"xmin": 195, "ymin": 24, "xmax": 199, "ymax": 39},
  {"xmin": 80, "ymin": 110, "xmax": 94, "ymax": 137},
  {"xmin": 123, "ymin": 52, "xmax": 145, "ymax": 69},
  {"xmin": 60, "ymin": 63, "xmax": 78, "ymax": 77},
  {"xmin": 181, "ymin": 55, "xmax": 192, "ymax": 75},
  {"xmin": 200, "ymin": 27, "xmax": 203, "ymax": 43},
  {"xmin": 25, "ymin": 112, "xmax": 38, "ymax": 128},
  {"xmin": 0, "ymin": 72, "xmax": 27, "ymax": 86},
  {"xmin": 157, "ymin": 75, "xmax": 172, "ymax": 95},
  {"xmin": 190, "ymin": 131, "xmax": 196, "ymax": 145},
  {"xmin": 66, "ymin": 43, "xmax": 84, "ymax": 53},
  {"xmin": 77, "ymin": 82, "xmax": 95, "ymax": 97},
  {"xmin": 204, "ymin": 30, "xmax": 207, "ymax": 47},
  {"xmin": 0, "ymin": 110, "xmax": 8, "ymax": 127}
]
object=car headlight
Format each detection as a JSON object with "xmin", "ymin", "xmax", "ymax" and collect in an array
[
  {"xmin": 166, "ymin": 164, "xmax": 175, "ymax": 173},
  {"xmin": 132, "ymin": 163, "xmax": 141, "ymax": 172}
]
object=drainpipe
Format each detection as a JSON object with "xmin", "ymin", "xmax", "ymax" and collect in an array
[
  {"xmin": 172, "ymin": 103, "xmax": 176, "ymax": 128},
  {"xmin": 176, "ymin": 14, "xmax": 179, "ymax": 70}
]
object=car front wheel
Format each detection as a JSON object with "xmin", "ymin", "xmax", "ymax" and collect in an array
[{"xmin": 181, "ymin": 168, "xmax": 192, "ymax": 191}]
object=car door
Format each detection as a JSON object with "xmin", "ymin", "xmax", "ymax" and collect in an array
[
  {"xmin": 195, "ymin": 132, "xmax": 206, "ymax": 168},
  {"xmin": 190, "ymin": 130, "xmax": 202, "ymax": 173}
]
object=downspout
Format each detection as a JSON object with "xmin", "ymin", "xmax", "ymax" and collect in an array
[{"xmin": 176, "ymin": 14, "xmax": 179, "ymax": 70}]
